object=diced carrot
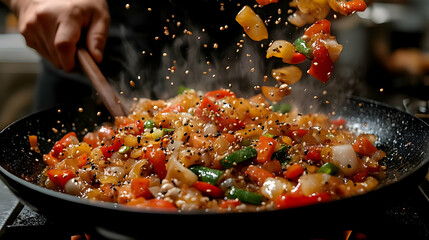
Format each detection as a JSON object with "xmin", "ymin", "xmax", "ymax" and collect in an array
[
  {"xmin": 131, "ymin": 177, "xmax": 152, "ymax": 199},
  {"xmin": 256, "ymin": 135, "xmax": 277, "ymax": 163},
  {"xmin": 284, "ymin": 164, "xmax": 304, "ymax": 180},
  {"xmin": 245, "ymin": 165, "xmax": 274, "ymax": 186},
  {"xmin": 261, "ymin": 160, "xmax": 283, "ymax": 175},
  {"xmin": 28, "ymin": 135, "xmax": 40, "ymax": 153},
  {"xmin": 344, "ymin": 0, "xmax": 367, "ymax": 15},
  {"xmin": 188, "ymin": 133, "xmax": 212, "ymax": 149},
  {"xmin": 143, "ymin": 199, "xmax": 177, "ymax": 211}
]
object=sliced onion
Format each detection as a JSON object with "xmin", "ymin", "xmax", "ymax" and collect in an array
[
  {"xmin": 296, "ymin": 0, "xmax": 330, "ymax": 19},
  {"xmin": 127, "ymin": 159, "xmax": 149, "ymax": 179},
  {"xmin": 331, "ymin": 144, "xmax": 363, "ymax": 176},
  {"xmin": 165, "ymin": 157, "xmax": 198, "ymax": 186},
  {"xmin": 104, "ymin": 166, "xmax": 126, "ymax": 179},
  {"xmin": 299, "ymin": 173, "xmax": 331, "ymax": 195},
  {"xmin": 166, "ymin": 140, "xmax": 198, "ymax": 186},
  {"xmin": 236, "ymin": 5, "xmax": 268, "ymax": 41},
  {"xmin": 64, "ymin": 177, "xmax": 84, "ymax": 196},
  {"xmin": 167, "ymin": 140, "xmax": 183, "ymax": 160},
  {"xmin": 261, "ymin": 86, "xmax": 290, "ymax": 102},
  {"xmin": 271, "ymin": 66, "xmax": 302, "ymax": 85},
  {"xmin": 203, "ymin": 123, "xmax": 218, "ymax": 136},
  {"xmin": 266, "ymin": 40, "xmax": 295, "ymax": 63},
  {"xmin": 322, "ymin": 38, "xmax": 343, "ymax": 62},
  {"xmin": 287, "ymin": 10, "xmax": 316, "ymax": 27},
  {"xmin": 260, "ymin": 177, "xmax": 291, "ymax": 199}
]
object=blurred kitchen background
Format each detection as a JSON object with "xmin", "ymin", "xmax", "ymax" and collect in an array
[
  {"xmin": 0, "ymin": 3, "xmax": 40, "ymax": 130},
  {"xmin": 0, "ymin": 0, "xmax": 428, "ymax": 131}
]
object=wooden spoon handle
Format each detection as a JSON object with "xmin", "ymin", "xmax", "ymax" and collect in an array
[{"xmin": 77, "ymin": 48, "xmax": 127, "ymax": 117}]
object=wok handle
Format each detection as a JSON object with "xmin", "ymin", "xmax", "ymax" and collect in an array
[{"xmin": 77, "ymin": 47, "xmax": 127, "ymax": 117}]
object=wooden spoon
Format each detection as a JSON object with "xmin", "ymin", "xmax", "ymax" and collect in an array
[{"xmin": 77, "ymin": 48, "xmax": 127, "ymax": 117}]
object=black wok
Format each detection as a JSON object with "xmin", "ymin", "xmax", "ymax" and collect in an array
[{"xmin": 1, "ymin": 97, "xmax": 428, "ymax": 238}]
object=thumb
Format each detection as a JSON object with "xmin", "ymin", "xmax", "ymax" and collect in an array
[{"xmin": 86, "ymin": 12, "xmax": 110, "ymax": 63}]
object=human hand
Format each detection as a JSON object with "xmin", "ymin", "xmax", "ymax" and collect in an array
[{"xmin": 9, "ymin": 0, "xmax": 110, "ymax": 72}]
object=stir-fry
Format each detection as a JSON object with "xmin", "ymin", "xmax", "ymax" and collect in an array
[
  {"xmin": 235, "ymin": 0, "xmax": 367, "ymax": 100},
  {"xmin": 39, "ymin": 89, "xmax": 386, "ymax": 212}
]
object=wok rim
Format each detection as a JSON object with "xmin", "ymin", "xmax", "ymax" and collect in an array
[{"xmin": 0, "ymin": 95, "xmax": 428, "ymax": 217}]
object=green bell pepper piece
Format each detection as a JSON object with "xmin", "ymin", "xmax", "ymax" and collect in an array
[
  {"xmin": 220, "ymin": 146, "xmax": 257, "ymax": 168},
  {"xmin": 226, "ymin": 187, "xmax": 263, "ymax": 205},
  {"xmin": 189, "ymin": 166, "xmax": 224, "ymax": 185},
  {"xmin": 318, "ymin": 162, "xmax": 339, "ymax": 175},
  {"xmin": 294, "ymin": 37, "xmax": 312, "ymax": 58}
]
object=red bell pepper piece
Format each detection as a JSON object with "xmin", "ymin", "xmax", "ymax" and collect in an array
[
  {"xmin": 204, "ymin": 89, "xmax": 236, "ymax": 99},
  {"xmin": 76, "ymin": 153, "xmax": 89, "ymax": 168},
  {"xmin": 195, "ymin": 96, "xmax": 245, "ymax": 131},
  {"xmin": 286, "ymin": 129, "xmax": 308, "ymax": 141},
  {"xmin": 256, "ymin": 135, "xmax": 277, "ymax": 163},
  {"xmin": 304, "ymin": 19, "xmax": 331, "ymax": 36},
  {"xmin": 160, "ymin": 103, "xmax": 185, "ymax": 114},
  {"xmin": 100, "ymin": 137, "xmax": 124, "ymax": 158},
  {"xmin": 255, "ymin": 0, "xmax": 279, "ymax": 6},
  {"xmin": 288, "ymin": 52, "xmax": 307, "ymax": 64},
  {"xmin": 305, "ymin": 147, "xmax": 321, "ymax": 161},
  {"xmin": 352, "ymin": 170, "xmax": 368, "ymax": 182},
  {"xmin": 194, "ymin": 96, "xmax": 219, "ymax": 123},
  {"xmin": 331, "ymin": 118, "xmax": 347, "ymax": 126},
  {"xmin": 308, "ymin": 40, "xmax": 333, "ymax": 83},
  {"xmin": 145, "ymin": 146, "xmax": 167, "ymax": 179},
  {"xmin": 275, "ymin": 191, "xmax": 330, "ymax": 209},
  {"xmin": 52, "ymin": 132, "xmax": 77, "ymax": 158},
  {"xmin": 193, "ymin": 181, "xmax": 224, "ymax": 198},
  {"xmin": 47, "ymin": 169, "xmax": 75, "ymax": 187},
  {"xmin": 352, "ymin": 136, "xmax": 378, "ymax": 156}
]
